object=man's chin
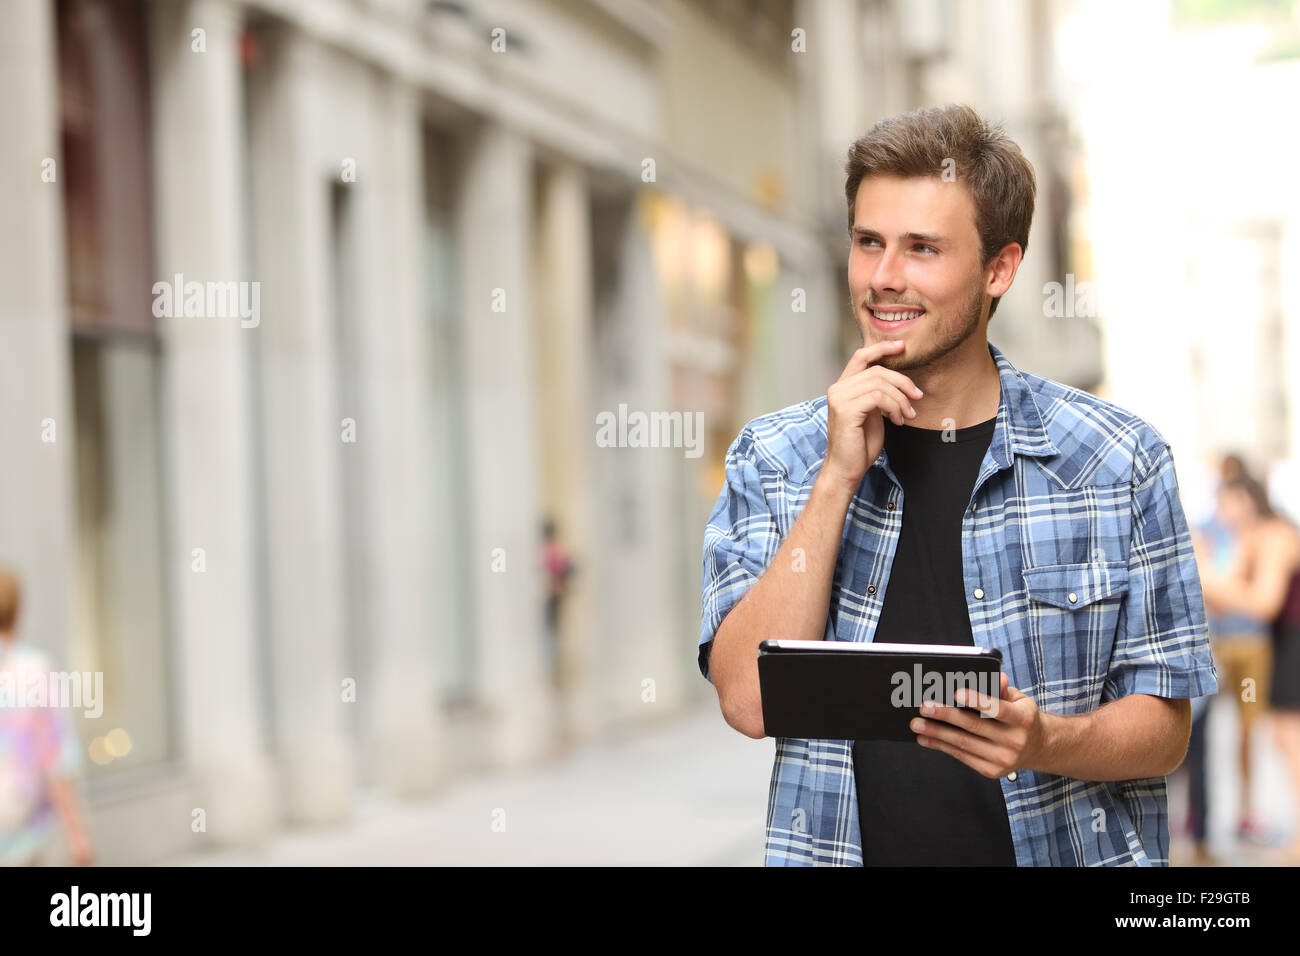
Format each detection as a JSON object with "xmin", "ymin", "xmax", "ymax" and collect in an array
[
  {"xmin": 878, "ymin": 352, "xmax": 926, "ymax": 372},
  {"xmin": 864, "ymin": 337, "xmax": 925, "ymax": 370}
]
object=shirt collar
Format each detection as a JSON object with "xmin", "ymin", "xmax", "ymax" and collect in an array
[
  {"xmin": 986, "ymin": 341, "xmax": 1059, "ymax": 468},
  {"xmin": 869, "ymin": 340, "xmax": 1058, "ymax": 480}
]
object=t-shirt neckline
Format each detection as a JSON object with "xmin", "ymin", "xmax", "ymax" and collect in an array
[{"xmin": 884, "ymin": 413, "xmax": 997, "ymax": 445}]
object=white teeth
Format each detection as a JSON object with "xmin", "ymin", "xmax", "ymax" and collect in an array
[{"xmin": 873, "ymin": 309, "xmax": 922, "ymax": 322}]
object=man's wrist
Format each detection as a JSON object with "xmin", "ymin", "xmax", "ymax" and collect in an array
[
  {"xmin": 812, "ymin": 466, "xmax": 862, "ymax": 504},
  {"xmin": 1025, "ymin": 709, "xmax": 1085, "ymax": 777}
]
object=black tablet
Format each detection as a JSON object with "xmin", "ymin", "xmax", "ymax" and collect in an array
[{"xmin": 757, "ymin": 640, "xmax": 1004, "ymax": 741}]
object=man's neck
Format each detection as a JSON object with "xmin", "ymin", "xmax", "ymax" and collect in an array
[{"xmin": 903, "ymin": 338, "xmax": 1001, "ymax": 431}]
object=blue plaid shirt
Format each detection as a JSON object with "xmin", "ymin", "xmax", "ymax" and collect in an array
[{"xmin": 699, "ymin": 341, "xmax": 1218, "ymax": 866}]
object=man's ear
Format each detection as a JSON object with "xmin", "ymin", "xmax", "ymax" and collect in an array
[{"xmin": 985, "ymin": 242, "xmax": 1024, "ymax": 300}]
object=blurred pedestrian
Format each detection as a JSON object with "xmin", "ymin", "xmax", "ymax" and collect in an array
[
  {"xmin": 1264, "ymin": 515, "xmax": 1300, "ymax": 864},
  {"xmin": 541, "ymin": 519, "xmax": 575, "ymax": 689},
  {"xmin": 1198, "ymin": 474, "xmax": 1299, "ymax": 848},
  {"xmin": 1179, "ymin": 691, "xmax": 1214, "ymax": 863},
  {"xmin": 0, "ymin": 568, "xmax": 92, "ymax": 866},
  {"xmin": 1219, "ymin": 452, "xmax": 1247, "ymax": 484},
  {"xmin": 1184, "ymin": 452, "xmax": 1249, "ymax": 863}
]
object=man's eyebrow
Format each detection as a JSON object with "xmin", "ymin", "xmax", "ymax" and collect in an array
[{"xmin": 851, "ymin": 226, "xmax": 949, "ymax": 244}]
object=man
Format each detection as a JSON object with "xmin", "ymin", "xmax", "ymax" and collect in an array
[{"xmin": 698, "ymin": 105, "xmax": 1217, "ymax": 866}]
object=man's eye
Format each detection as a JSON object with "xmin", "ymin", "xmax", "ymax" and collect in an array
[
  {"xmin": 857, "ymin": 237, "xmax": 878, "ymax": 247},
  {"xmin": 915, "ymin": 244, "xmax": 937, "ymax": 254}
]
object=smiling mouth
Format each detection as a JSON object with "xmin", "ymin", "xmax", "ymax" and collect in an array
[{"xmin": 869, "ymin": 307, "xmax": 925, "ymax": 323}]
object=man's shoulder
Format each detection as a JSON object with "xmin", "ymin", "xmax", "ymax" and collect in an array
[
  {"xmin": 730, "ymin": 395, "xmax": 829, "ymax": 482},
  {"xmin": 1017, "ymin": 367, "xmax": 1172, "ymax": 487}
]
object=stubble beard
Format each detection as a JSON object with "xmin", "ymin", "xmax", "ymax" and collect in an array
[{"xmin": 856, "ymin": 281, "xmax": 987, "ymax": 373}]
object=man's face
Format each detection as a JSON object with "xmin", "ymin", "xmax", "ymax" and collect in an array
[{"xmin": 848, "ymin": 174, "xmax": 989, "ymax": 372}]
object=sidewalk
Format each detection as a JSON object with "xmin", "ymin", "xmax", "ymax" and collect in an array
[
  {"xmin": 162, "ymin": 693, "xmax": 1297, "ymax": 867},
  {"xmin": 165, "ymin": 705, "xmax": 775, "ymax": 866}
]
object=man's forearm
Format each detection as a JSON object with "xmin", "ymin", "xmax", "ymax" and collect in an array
[
  {"xmin": 710, "ymin": 470, "xmax": 858, "ymax": 737},
  {"xmin": 1029, "ymin": 694, "xmax": 1191, "ymax": 781}
]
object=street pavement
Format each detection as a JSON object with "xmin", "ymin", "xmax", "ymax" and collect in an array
[
  {"xmin": 161, "ymin": 692, "xmax": 1296, "ymax": 867},
  {"xmin": 166, "ymin": 704, "xmax": 775, "ymax": 866}
]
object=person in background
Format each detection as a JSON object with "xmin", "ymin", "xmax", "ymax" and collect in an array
[
  {"xmin": 0, "ymin": 568, "xmax": 92, "ymax": 866},
  {"xmin": 1263, "ymin": 506, "xmax": 1300, "ymax": 864},
  {"xmin": 540, "ymin": 520, "xmax": 576, "ymax": 690},
  {"xmin": 1184, "ymin": 452, "xmax": 1248, "ymax": 863},
  {"xmin": 1198, "ymin": 474, "xmax": 1300, "ymax": 849},
  {"xmin": 1219, "ymin": 453, "xmax": 1247, "ymax": 484}
]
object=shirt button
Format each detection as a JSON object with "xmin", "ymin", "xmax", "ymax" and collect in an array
[
  {"xmin": 887, "ymin": 500, "xmax": 896, "ymax": 511},
  {"xmin": 1007, "ymin": 771, "xmax": 1018, "ymax": 781},
  {"xmin": 973, "ymin": 587, "xmax": 984, "ymax": 599},
  {"xmin": 867, "ymin": 584, "xmax": 877, "ymax": 595},
  {"xmin": 1068, "ymin": 592, "xmax": 1078, "ymax": 604}
]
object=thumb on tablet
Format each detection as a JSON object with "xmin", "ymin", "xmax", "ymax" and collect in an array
[{"xmin": 1003, "ymin": 673, "xmax": 1030, "ymax": 700}]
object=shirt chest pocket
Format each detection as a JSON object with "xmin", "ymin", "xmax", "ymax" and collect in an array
[{"xmin": 1020, "ymin": 561, "xmax": 1129, "ymax": 714}]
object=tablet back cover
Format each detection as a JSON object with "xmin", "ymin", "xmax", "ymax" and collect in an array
[{"xmin": 757, "ymin": 646, "xmax": 1002, "ymax": 741}]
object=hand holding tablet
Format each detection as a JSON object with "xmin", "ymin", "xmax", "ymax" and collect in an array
[{"xmin": 757, "ymin": 639, "xmax": 1004, "ymax": 742}]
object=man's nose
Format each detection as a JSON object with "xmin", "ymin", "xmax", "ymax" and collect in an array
[{"xmin": 870, "ymin": 246, "xmax": 906, "ymax": 296}]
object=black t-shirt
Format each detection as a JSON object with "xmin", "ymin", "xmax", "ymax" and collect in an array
[{"xmin": 852, "ymin": 413, "xmax": 1017, "ymax": 866}]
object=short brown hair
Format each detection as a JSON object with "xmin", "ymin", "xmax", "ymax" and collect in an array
[
  {"xmin": 844, "ymin": 104, "xmax": 1037, "ymax": 318},
  {"xmin": 0, "ymin": 568, "xmax": 20, "ymax": 632}
]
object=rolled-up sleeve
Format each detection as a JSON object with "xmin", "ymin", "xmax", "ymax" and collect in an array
[
  {"xmin": 698, "ymin": 430, "xmax": 783, "ymax": 683},
  {"xmin": 1105, "ymin": 441, "xmax": 1219, "ymax": 701}
]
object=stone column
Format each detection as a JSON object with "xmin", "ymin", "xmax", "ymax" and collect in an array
[
  {"xmin": 344, "ymin": 73, "xmax": 441, "ymax": 796},
  {"xmin": 0, "ymin": 0, "xmax": 77, "ymax": 661},
  {"xmin": 457, "ymin": 120, "xmax": 555, "ymax": 767},
  {"xmin": 149, "ymin": 0, "xmax": 273, "ymax": 847},
  {"xmin": 533, "ymin": 161, "xmax": 600, "ymax": 742},
  {"xmin": 245, "ymin": 28, "xmax": 355, "ymax": 824},
  {"xmin": 592, "ymin": 192, "xmax": 684, "ymax": 727}
]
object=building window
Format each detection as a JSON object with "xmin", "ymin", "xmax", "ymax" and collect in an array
[
  {"xmin": 422, "ymin": 125, "xmax": 477, "ymax": 708},
  {"xmin": 58, "ymin": 0, "xmax": 173, "ymax": 773}
]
